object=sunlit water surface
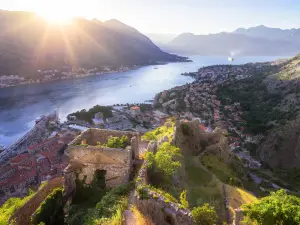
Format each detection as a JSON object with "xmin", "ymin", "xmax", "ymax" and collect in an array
[{"xmin": 0, "ymin": 55, "xmax": 283, "ymax": 146}]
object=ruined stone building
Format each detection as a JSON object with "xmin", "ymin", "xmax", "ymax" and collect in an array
[{"xmin": 64, "ymin": 128, "xmax": 140, "ymax": 197}]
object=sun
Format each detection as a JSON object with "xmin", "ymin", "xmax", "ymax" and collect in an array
[
  {"xmin": 37, "ymin": 9, "xmax": 75, "ymax": 24},
  {"xmin": 40, "ymin": 12, "xmax": 74, "ymax": 24},
  {"xmin": 33, "ymin": 0, "xmax": 78, "ymax": 24}
]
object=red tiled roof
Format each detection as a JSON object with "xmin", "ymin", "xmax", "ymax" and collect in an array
[
  {"xmin": 9, "ymin": 153, "xmax": 30, "ymax": 164},
  {"xmin": 130, "ymin": 106, "xmax": 140, "ymax": 110},
  {"xmin": 59, "ymin": 136, "xmax": 74, "ymax": 145},
  {"xmin": 28, "ymin": 137, "xmax": 57, "ymax": 150},
  {"xmin": 231, "ymin": 137, "xmax": 240, "ymax": 141},
  {"xmin": 0, "ymin": 165, "xmax": 17, "ymax": 175},
  {"xmin": 199, "ymin": 124, "xmax": 207, "ymax": 131},
  {"xmin": 0, "ymin": 168, "xmax": 37, "ymax": 188},
  {"xmin": 41, "ymin": 152, "xmax": 59, "ymax": 164},
  {"xmin": 41, "ymin": 151, "xmax": 55, "ymax": 158}
]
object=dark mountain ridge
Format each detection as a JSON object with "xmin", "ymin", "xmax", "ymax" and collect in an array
[{"xmin": 0, "ymin": 10, "xmax": 186, "ymax": 76}]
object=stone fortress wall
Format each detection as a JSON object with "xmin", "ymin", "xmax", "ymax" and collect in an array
[
  {"xmin": 68, "ymin": 128, "xmax": 140, "ymax": 159},
  {"xmin": 10, "ymin": 177, "xmax": 63, "ymax": 225},
  {"xmin": 64, "ymin": 128, "xmax": 140, "ymax": 197},
  {"xmin": 134, "ymin": 163, "xmax": 195, "ymax": 225}
]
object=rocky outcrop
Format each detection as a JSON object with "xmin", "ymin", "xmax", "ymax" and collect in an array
[
  {"xmin": 174, "ymin": 120, "xmax": 230, "ymax": 159},
  {"xmin": 259, "ymin": 120, "xmax": 300, "ymax": 169}
]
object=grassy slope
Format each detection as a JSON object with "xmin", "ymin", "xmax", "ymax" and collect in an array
[
  {"xmin": 142, "ymin": 119, "xmax": 257, "ymax": 221},
  {"xmin": 0, "ymin": 190, "xmax": 35, "ymax": 225},
  {"xmin": 183, "ymin": 154, "xmax": 226, "ymax": 221},
  {"xmin": 182, "ymin": 151, "xmax": 257, "ymax": 223},
  {"xmin": 277, "ymin": 54, "xmax": 300, "ymax": 80},
  {"xmin": 226, "ymin": 185, "xmax": 257, "ymax": 220}
]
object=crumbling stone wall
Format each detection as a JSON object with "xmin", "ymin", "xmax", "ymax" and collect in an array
[
  {"xmin": 10, "ymin": 177, "xmax": 63, "ymax": 225},
  {"xmin": 64, "ymin": 129, "xmax": 140, "ymax": 199},
  {"xmin": 134, "ymin": 163, "xmax": 195, "ymax": 225},
  {"xmin": 134, "ymin": 192, "xmax": 195, "ymax": 225},
  {"xmin": 66, "ymin": 146, "xmax": 132, "ymax": 187},
  {"xmin": 69, "ymin": 128, "xmax": 140, "ymax": 159}
]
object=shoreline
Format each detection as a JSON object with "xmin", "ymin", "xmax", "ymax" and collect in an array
[
  {"xmin": 0, "ymin": 60, "xmax": 191, "ymax": 90},
  {"xmin": 0, "ymin": 67, "xmax": 140, "ymax": 90}
]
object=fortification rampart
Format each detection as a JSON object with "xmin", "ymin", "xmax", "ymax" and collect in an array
[
  {"xmin": 10, "ymin": 177, "xmax": 63, "ymax": 225},
  {"xmin": 134, "ymin": 163, "xmax": 195, "ymax": 225}
]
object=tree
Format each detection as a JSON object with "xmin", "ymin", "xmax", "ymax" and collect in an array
[
  {"xmin": 154, "ymin": 143, "xmax": 181, "ymax": 177},
  {"xmin": 242, "ymin": 189, "xmax": 300, "ymax": 225},
  {"xmin": 191, "ymin": 204, "xmax": 217, "ymax": 225},
  {"xmin": 145, "ymin": 142, "xmax": 181, "ymax": 179}
]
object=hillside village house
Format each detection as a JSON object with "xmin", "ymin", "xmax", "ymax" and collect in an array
[{"xmin": 130, "ymin": 106, "xmax": 141, "ymax": 117}]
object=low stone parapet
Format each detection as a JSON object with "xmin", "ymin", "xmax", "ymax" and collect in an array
[
  {"xmin": 135, "ymin": 162, "xmax": 195, "ymax": 225},
  {"xmin": 10, "ymin": 177, "xmax": 63, "ymax": 225}
]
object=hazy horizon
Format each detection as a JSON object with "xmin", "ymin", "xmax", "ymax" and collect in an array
[{"xmin": 1, "ymin": 0, "xmax": 300, "ymax": 35}]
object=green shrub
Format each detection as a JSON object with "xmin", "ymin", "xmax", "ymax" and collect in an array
[
  {"xmin": 68, "ymin": 105, "xmax": 113, "ymax": 124},
  {"xmin": 180, "ymin": 190, "xmax": 189, "ymax": 209},
  {"xmin": 142, "ymin": 131, "xmax": 157, "ymax": 141},
  {"xmin": 146, "ymin": 142, "xmax": 181, "ymax": 179},
  {"xmin": 0, "ymin": 189, "xmax": 35, "ymax": 225},
  {"xmin": 181, "ymin": 124, "xmax": 190, "ymax": 136},
  {"xmin": 242, "ymin": 189, "xmax": 300, "ymax": 225},
  {"xmin": 104, "ymin": 135, "xmax": 129, "ymax": 149},
  {"xmin": 83, "ymin": 182, "xmax": 133, "ymax": 225},
  {"xmin": 144, "ymin": 152, "xmax": 155, "ymax": 168},
  {"xmin": 31, "ymin": 188, "xmax": 64, "ymax": 225},
  {"xmin": 191, "ymin": 204, "xmax": 217, "ymax": 225},
  {"xmin": 147, "ymin": 185, "xmax": 178, "ymax": 203},
  {"xmin": 142, "ymin": 119, "xmax": 175, "ymax": 141},
  {"xmin": 154, "ymin": 142, "xmax": 181, "ymax": 177},
  {"xmin": 72, "ymin": 172, "xmax": 106, "ymax": 205},
  {"xmin": 137, "ymin": 185, "xmax": 149, "ymax": 200}
]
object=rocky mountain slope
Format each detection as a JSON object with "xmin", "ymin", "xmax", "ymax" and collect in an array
[
  {"xmin": 216, "ymin": 54, "xmax": 300, "ymax": 170},
  {"xmin": 257, "ymin": 54, "xmax": 300, "ymax": 169},
  {"xmin": 161, "ymin": 25, "xmax": 300, "ymax": 56},
  {"xmin": 0, "ymin": 10, "xmax": 186, "ymax": 76}
]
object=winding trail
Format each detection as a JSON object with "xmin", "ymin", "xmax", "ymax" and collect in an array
[
  {"xmin": 124, "ymin": 191, "xmax": 137, "ymax": 225},
  {"xmin": 124, "ymin": 140, "xmax": 149, "ymax": 225}
]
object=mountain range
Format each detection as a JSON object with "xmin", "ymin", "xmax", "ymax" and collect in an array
[
  {"xmin": 0, "ymin": 10, "xmax": 186, "ymax": 76},
  {"xmin": 154, "ymin": 25, "xmax": 300, "ymax": 56}
]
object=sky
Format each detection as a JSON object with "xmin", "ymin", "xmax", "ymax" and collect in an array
[{"xmin": 1, "ymin": 0, "xmax": 300, "ymax": 34}]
